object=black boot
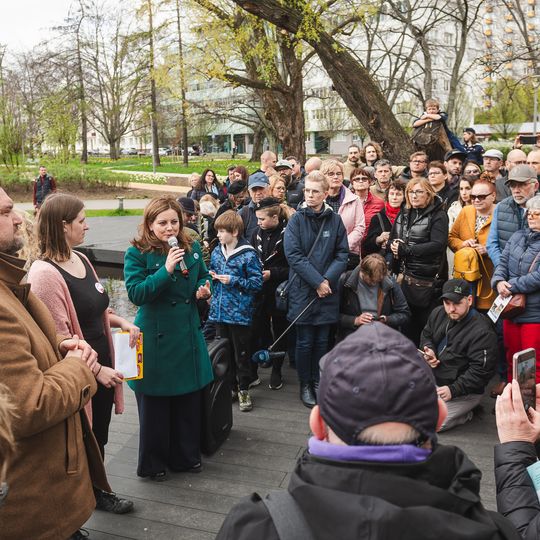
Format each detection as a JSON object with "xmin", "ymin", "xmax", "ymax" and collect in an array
[
  {"xmin": 269, "ymin": 357, "xmax": 283, "ymax": 390},
  {"xmin": 311, "ymin": 380, "xmax": 319, "ymax": 401},
  {"xmin": 300, "ymin": 382, "xmax": 316, "ymax": 408}
]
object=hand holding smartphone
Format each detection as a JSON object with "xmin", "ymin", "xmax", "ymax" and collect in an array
[{"xmin": 513, "ymin": 348, "xmax": 537, "ymax": 411}]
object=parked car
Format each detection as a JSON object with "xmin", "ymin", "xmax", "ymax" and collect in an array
[{"xmin": 121, "ymin": 147, "xmax": 138, "ymax": 156}]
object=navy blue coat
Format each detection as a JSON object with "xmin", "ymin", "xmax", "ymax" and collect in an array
[
  {"xmin": 492, "ymin": 229, "xmax": 540, "ymax": 324},
  {"xmin": 284, "ymin": 203, "xmax": 349, "ymax": 325}
]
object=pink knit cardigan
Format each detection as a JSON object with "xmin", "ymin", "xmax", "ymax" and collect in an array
[{"xmin": 27, "ymin": 251, "xmax": 124, "ymax": 421}]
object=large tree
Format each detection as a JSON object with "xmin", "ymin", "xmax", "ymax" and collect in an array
[{"xmin": 230, "ymin": 0, "xmax": 414, "ymax": 162}]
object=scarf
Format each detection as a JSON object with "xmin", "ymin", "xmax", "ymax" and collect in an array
[{"xmin": 385, "ymin": 202, "xmax": 400, "ymax": 225}]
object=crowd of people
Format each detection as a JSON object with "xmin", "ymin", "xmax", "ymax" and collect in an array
[{"xmin": 1, "ymin": 108, "xmax": 540, "ymax": 538}]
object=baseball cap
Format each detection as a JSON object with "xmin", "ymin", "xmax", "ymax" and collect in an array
[
  {"xmin": 463, "ymin": 127, "xmax": 476, "ymax": 134},
  {"xmin": 177, "ymin": 197, "xmax": 196, "ymax": 215},
  {"xmin": 484, "ymin": 149, "xmax": 504, "ymax": 160},
  {"xmin": 275, "ymin": 159, "xmax": 293, "ymax": 170},
  {"xmin": 228, "ymin": 181, "xmax": 246, "ymax": 195},
  {"xmin": 506, "ymin": 164, "xmax": 537, "ymax": 185},
  {"xmin": 248, "ymin": 172, "xmax": 269, "ymax": 190},
  {"xmin": 441, "ymin": 278, "xmax": 471, "ymax": 303},
  {"xmin": 444, "ymin": 149, "xmax": 466, "ymax": 161},
  {"xmin": 318, "ymin": 324, "xmax": 439, "ymax": 445}
]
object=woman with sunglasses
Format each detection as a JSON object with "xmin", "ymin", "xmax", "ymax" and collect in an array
[{"xmin": 448, "ymin": 180, "xmax": 497, "ymax": 311}]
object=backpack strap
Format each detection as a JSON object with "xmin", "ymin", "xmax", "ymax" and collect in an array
[{"xmin": 261, "ymin": 490, "xmax": 315, "ymax": 540}]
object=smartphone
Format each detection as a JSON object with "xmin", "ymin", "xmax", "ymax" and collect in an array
[
  {"xmin": 520, "ymin": 135, "xmax": 538, "ymax": 145},
  {"xmin": 513, "ymin": 348, "xmax": 537, "ymax": 411}
]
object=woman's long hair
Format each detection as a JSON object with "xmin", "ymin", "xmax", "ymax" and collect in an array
[
  {"xmin": 132, "ymin": 196, "xmax": 192, "ymax": 254},
  {"xmin": 37, "ymin": 193, "xmax": 84, "ymax": 262},
  {"xmin": 194, "ymin": 169, "xmax": 222, "ymax": 192}
]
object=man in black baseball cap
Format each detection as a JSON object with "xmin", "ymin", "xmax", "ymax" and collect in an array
[
  {"xmin": 216, "ymin": 324, "xmax": 516, "ymax": 540},
  {"xmin": 420, "ymin": 278, "xmax": 497, "ymax": 431}
]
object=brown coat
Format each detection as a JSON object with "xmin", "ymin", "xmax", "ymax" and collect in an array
[
  {"xmin": 0, "ymin": 252, "xmax": 109, "ymax": 540},
  {"xmin": 448, "ymin": 205, "xmax": 496, "ymax": 310}
]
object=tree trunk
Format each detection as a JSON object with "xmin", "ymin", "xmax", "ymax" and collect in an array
[
  {"xmin": 147, "ymin": 0, "xmax": 160, "ymax": 168},
  {"xmin": 250, "ymin": 125, "xmax": 264, "ymax": 162},
  {"xmin": 175, "ymin": 0, "xmax": 189, "ymax": 165},
  {"xmin": 231, "ymin": 0, "xmax": 413, "ymax": 163}
]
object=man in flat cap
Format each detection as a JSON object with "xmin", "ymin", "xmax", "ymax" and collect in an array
[{"xmin": 216, "ymin": 323, "xmax": 518, "ymax": 540}]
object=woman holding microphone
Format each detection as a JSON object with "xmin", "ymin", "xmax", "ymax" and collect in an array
[{"xmin": 124, "ymin": 196, "xmax": 213, "ymax": 480}]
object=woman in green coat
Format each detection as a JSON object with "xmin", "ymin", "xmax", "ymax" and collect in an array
[{"xmin": 124, "ymin": 196, "xmax": 213, "ymax": 480}]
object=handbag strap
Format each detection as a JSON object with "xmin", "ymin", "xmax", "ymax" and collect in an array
[
  {"xmin": 529, "ymin": 251, "xmax": 540, "ymax": 272},
  {"xmin": 283, "ymin": 215, "xmax": 328, "ymax": 293}
]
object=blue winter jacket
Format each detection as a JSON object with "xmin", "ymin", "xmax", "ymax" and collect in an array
[
  {"xmin": 492, "ymin": 229, "xmax": 540, "ymax": 324},
  {"xmin": 284, "ymin": 203, "xmax": 349, "ymax": 325},
  {"xmin": 208, "ymin": 238, "xmax": 263, "ymax": 326}
]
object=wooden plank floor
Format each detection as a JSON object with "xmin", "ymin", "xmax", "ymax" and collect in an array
[{"xmin": 85, "ymin": 366, "xmax": 501, "ymax": 539}]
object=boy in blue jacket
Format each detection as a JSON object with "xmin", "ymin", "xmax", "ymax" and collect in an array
[{"xmin": 209, "ymin": 210, "xmax": 263, "ymax": 411}]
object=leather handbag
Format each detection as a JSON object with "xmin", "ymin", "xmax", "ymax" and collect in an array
[
  {"xmin": 275, "ymin": 218, "xmax": 327, "ymax": 312},
  {"xmin": 500, "ymin": 252, "xmax": 540, "ymax": 319}
]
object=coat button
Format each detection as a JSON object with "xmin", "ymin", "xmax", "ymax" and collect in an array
[
  {"xmin": 171, "ymin": 301, "xmax": 177, "ymax": 306},
  {"xmin": 184, "ymin": 299, "xmax": 190, "ymax": 304},
  {"xmin": 157, "ymin": 333, "xmax": 164, "ymax": 338}
]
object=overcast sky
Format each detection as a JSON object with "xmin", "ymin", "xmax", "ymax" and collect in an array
[{"xmin": 2, "ymin": 0, "xmax": 74, "ymax": 51}]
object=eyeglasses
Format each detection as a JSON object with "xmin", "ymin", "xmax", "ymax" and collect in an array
[
  {"xmin": 411, "ymin": 160, "xmax": 427, "ymax": 164},
  {"xmin": 326, "ymin": 171, "xmax": 343, "ymax": 177},
  {"xmin": 352, "ymin": 176, "xmax": 370, "ymax": 182},
  {"xmin": 470, "ymin": 193, "xmax": 492, "ymax": 201},
  {"xmin": 527, "ymin": 210, "xmax": 540, "ymax": 218},
  {"xmin": 409, "ymin": 190, "xmax": 426, "ymax": 196}
]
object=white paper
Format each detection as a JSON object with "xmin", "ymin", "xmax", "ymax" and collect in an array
[
  {"xmin": 527, "ymin": 460, "xmax": 540, "ymax": 503},
  {"xmin": 113, "ymin": 332, "xmax": 138, "ymax": 379},
  {"xmin": 488, "ymin": 294, "xmax": 513, "ymax": 323}
]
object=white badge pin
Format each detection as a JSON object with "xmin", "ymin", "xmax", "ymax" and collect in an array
[
  {"xmin": 95, "ymin": 282, "xmax": 105, "ymax": 294},
  {"xmin": 194, "ymin": 253, "xmax": 199, "ymax": 260}
]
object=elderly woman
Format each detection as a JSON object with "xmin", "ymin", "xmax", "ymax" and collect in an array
[
  {"xmin": 27, "ymin": 193, "xmax": 137, "ymax": 513},
  {"xmin": 388, "ymin": 179, "xmax": 448, "ymax": 345},
  {"xmin": 320, "ymin": 159, "xmax": 365, "ymax": 269},
  {"xmin": 449, "ymin": 180, "xmax": 497, "ymax": 310},
  {"xmin": 492, "ymin": 195, "xmax": 540, "ymax": 382},
  {"xmin": 338, "ymin": 254, "xmax": 410, "ymax": 341},
  {"xmin": 190, "ymin": 169, "xmax": 225, "ymax": 202},
  {"xmin": 363, "ymin": 180, "xmax": 405, "ymax": 256},
  {"xmin": 124, "ymin": 196, "xmax": 213, "ymax": 480}
]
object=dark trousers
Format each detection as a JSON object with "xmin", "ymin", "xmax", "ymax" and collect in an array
[
  {"xmin": 404, "ymin": 299, "xmax": 440, "ymax": 347},
  {"xmin": 216, "ymin": 323, "xmax": 252, "ymax": 391},
  {"xmin": 135, "ymin": 391, "xmax": 202, "ymax": 477},
  {"xmin": 91, "ymin": 383, "xmax": 114, "ymax": 459},
  {"xmin": 295, "ymin": 324, "xmax": 331, "ymax": 383}
]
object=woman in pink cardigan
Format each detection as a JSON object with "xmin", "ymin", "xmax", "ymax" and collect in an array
[
  {"xmin": 27, "ymin": 193, "xmax": 137, "ymax": 515},
  {"xmin": 320, "ymin": 159, "xmax": 365, "ymax": 269}
]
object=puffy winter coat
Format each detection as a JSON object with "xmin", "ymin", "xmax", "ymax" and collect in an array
[
  {"xmin": 420, "ymin": 306, "xmax": 497, "ymax": 397},
  {"xmin": 338, "ymin": 187, "xmax": 365, "ymax": 255},
  {"xmin": 388, "ymin": 196, "xmax": 448, "ymax": 279},
  {"xmin": 208, "ymin": 238, "xmax": 263, "ymax": 326},
  {"xmin": 284, "ymin": 203, "xmax": 349, "ymax": 325},
  {"xmin": 491, "ymin": 229, "xmax": 540, "ymax": 324}
]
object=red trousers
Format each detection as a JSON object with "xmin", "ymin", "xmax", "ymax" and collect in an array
[{"xmin": 504, "ymin": 320, "xmax": 540, "ymax": 383}]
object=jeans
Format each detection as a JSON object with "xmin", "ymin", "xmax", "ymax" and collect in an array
[{"xmin": 295, "ymin": 324, "xmax": 331, "ymax": 383}]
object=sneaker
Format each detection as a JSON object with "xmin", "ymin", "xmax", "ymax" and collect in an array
[
  {"xmin": 70, "ymin": 529, "xmax": 90, "ymax": 540},
  {"xmin": 248, "ymin": 377, "xmax": 261, "ymax": 389},
  {"xmin": 95, "ymin": 489, "xmax": 134, "ymax": 514},
  {"xmin": 269, "ymin": 369, "xmax": 283, "ymax": 390},
  {"xmin": 238, "ymin": 390, "xmax": 253, "ymax": 412}
]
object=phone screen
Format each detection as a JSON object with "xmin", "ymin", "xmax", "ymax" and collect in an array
[
  {"xmin": 520, "ymin": 135, "xmax": 538, "ymax": 145},
  {"xmin": 513, "ymin": 348, "xmax": 537, "ymax": 411}
]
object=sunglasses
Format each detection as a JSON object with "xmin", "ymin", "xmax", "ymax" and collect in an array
[
  {"xmin": 352, "ymin": 176, "xmax": 370, "ymax": 182},
  {"xmin": 470, "ymin": 193, "xmax": 492, "ymax": 201}
]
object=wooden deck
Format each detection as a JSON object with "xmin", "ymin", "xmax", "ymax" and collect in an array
[{"xmin": 85, "ymin": 366, "xmax": 501, "ymax": 539}]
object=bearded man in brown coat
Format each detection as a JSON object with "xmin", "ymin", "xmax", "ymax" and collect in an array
[{"xmin": 0, "ymin": 188, "xmax": 110, "ymax": 540}]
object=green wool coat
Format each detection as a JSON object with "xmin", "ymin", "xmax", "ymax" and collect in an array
[{"xmin": 124, "ymin": 241, "xmax": 213, "ymax": 396}]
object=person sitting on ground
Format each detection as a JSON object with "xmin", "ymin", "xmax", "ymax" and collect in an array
[
  {"xmin": 420, "ymin": 278, "xmax": 496, "ymax": 431},
  {"xmin": 363, "ymin": 179, "xmax": 405, "ymax": 256},
  {"xmin": 337, "ymin": 253, "xmax": 410, "ymax": 341},
  {"xmin": 413, "ymin": 98, "xmax": 462, "ymax": 151},
  {"xmin": 208, "ymin": 211, "xmax": 263, "ymax": 412},
  {"xmin": 495, "ymin": 380, "xmax": 540, "ymax": 539},
  {"xmin": 216, "ymin": 323, "xmax": 519, "ymax": 540}
]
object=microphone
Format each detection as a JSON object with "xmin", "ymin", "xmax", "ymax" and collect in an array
[
  {"xmin": 251, "ymin": 350, "xmax": 286, "ymax": 364},
  {"xmin": 167, "ymin": 236, "xmax": 189, "ymax": 277}
]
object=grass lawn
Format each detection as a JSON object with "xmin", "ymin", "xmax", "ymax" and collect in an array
[{"xmin": 85, "ymin": 209, "xmax": 144, "ymax": 217}]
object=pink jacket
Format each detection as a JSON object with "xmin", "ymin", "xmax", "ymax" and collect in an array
[
  {"xmin": 338, "ymin": 187, "xmax": 366, "ymax": 255},
  {"xmin": 27, "ymin": 252, "xmax": 124, "ymax": 420}
]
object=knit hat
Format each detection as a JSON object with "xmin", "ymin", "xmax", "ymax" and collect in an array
[{"xmin": 319, "ymin": 324, "xmax": 439, "ymax": 445}]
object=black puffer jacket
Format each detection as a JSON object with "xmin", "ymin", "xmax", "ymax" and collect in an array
[
  {"xmin": 495, "ymin": 441, "xmax": 540, "ymax": 539},
  {"xmin": 337, "ymin": 270, "xmax": 410, "ymax": 339},
  {"xmin": 388, "ymin": 196, "xmax": 448, "ymax": 279},
  {"xmin": 420, "ymin": 305, "xmax": 497, "ymax": 397},
  {"xmin": 216, "ymin": 446, "xmax": 519, "ymax": 540}
]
